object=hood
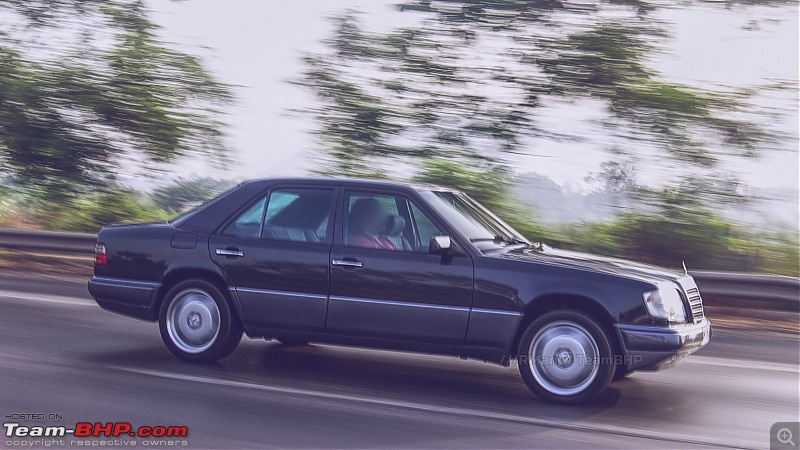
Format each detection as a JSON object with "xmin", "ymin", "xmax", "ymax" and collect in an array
[{"xmin": 490, "ymin": 244, "xmax": 686, "ymax": 284}]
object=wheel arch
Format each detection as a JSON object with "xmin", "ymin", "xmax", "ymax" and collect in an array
[
  {"xmin": 155, "ymin": 267, "xmax": 243, "ymax": 323},
  {"xmin": 511, "ymin": 293, "xmax": 622, "ymax": 357}
]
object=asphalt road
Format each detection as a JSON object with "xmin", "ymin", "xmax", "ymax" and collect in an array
[{"xmin": 0, "ymin": 274, "xmax": 797, "ymax": 449}]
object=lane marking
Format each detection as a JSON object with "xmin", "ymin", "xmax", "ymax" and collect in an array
[
  {"xmin": 0, "ymin": 289, "xmax": 94, "ymax": 307},
  {"xmin": 687, "ymin": 356, "xmax": 799, "ymax": 373},
  {"xmin": 115, "ymin": 366, "xmax": 757, "ymax": 449}
]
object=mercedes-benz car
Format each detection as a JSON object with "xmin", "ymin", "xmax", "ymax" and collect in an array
[{"xmin": 88, "ymin": 178, "xmax": 711, "ymax": 404}]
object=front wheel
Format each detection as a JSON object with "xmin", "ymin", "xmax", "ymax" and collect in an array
[
  {"xmin": 158, "ymin": 279, "xmax": 242, "ymax": 362},
  {"xmin": 517, "ymin": 310, "xmax": 615, "ymax": 404}
]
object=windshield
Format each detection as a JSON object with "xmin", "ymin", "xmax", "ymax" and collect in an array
[{"xmin": 419, "ymin": 190, "xmax": 530, "ymax": 250}]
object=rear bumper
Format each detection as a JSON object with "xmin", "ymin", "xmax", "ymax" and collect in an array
[
  {"xmin": 615, "ymin": 319, "xmax": 711, "ymax": 371},
  {"xmin": 88, "ymin": 276, "xmax": 160, "ymax": 321}
]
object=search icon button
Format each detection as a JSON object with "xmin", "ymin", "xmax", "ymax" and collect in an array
[
  {"xmin": 773, "ymin": 423, "xmax": 800, "ymax": 449},
  {"xmin": 778, "ymin": 428, "xmax": 795, "ymax": 446}
]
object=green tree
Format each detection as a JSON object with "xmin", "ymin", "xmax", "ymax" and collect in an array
[
  {"xmin": 296, "ymin": 1, "xmax": 777, "ymax": 179},
  {"xmin": 38, "ymin": 187, "xmax": 169, "ymax": 232},
  {"xmin": 0, "ymin": 0, "xmax": 233, "ymax": 197},
  {"xmin": 294, "ymin": 13, "xmax": 534, "ymax": 177},
  {"xmin": 151, "ymin": 177, "xmax": 234, "ymax": 213},
  {"xmin": 413, "ymin": 158, "xmax": 547, "ymax": 241}
]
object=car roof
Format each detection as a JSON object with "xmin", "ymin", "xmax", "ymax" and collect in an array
[
  {"xmin": 174, "ymin": 177, "xmax": 463, "ymax": 234},
  {"xmin": 246, "ymin": 177, "xmax": 461, "ymax": 193}
]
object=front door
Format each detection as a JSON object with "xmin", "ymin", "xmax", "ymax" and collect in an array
[
  {"xmin": 210, "ymin": 186, "xmax": 337, "ymax": 332},
  {"xmin": 326, "ymin": 189, "xmax": 474, "ymax": 345}
]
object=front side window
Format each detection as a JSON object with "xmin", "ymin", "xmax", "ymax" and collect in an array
[
  {"xmin": 409, "ymin": 202, "xmax": 441, "ymax": 248},
  {"xmin": 344, "ymin": 192, "xmax": 442, "ymax": 252}
]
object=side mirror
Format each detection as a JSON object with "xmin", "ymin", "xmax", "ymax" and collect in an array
[{"xmin": 429, "ymin": 235, "xmax": 451, "ymax": 255}]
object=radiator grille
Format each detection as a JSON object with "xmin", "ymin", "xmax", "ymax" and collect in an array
[{"xmin": 685, "ymin": 287, "xmax": 705, "ymax": 322}]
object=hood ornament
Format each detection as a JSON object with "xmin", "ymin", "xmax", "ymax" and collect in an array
[{"xmin": 682, "ymin": 260, "xmax": 688, "ymax": 276}]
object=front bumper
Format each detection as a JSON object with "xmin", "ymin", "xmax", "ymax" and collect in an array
[{"xmin": 615, "ymin": 319, "xmax": 711, "ymax": 371}]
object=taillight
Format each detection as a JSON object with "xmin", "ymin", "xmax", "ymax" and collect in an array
[{"xmin": 95, "ymin": 243, "xmax": 107, "ymax": 265}]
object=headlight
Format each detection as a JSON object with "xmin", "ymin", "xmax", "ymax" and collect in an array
[{"xmin": 643, "ymin": 284, "xmax": 686, "ymax": 323}]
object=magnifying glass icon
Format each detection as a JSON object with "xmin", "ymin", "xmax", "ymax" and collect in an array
[{"xmin": 777, "ymin": 428, "xmax": 795, "ymax": 446}]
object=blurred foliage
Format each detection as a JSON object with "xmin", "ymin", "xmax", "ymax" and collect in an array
[
  {"xmin": 413, "ymin": 159, "xmax": 556, "ymax": 243},
  {"xmin": 550, "ymin": 177, "xmax": 799, "ymax": 277},
  {"xmin": 0, "ymin": 174, "xmax": 795, "ymax": 276},
  {"xmin": 294, "ymin": 12, "xmax": 535, "ymax": 177},
  {"xmin": 553, "ymin": 212, "xmax": 799, "ymax": 277},
  {"xmin": 38, "ymin": 188, "xmax": 170, "ymax": 232},
  {"xmin": 296, "ymin": 1, "xmax": 777, "ymax": 178},
  {"xmin": 151, "ymin": 177, "xmax": 234, "ymax": 213},
  {"xmin": 0, "ymin": 0, "xmax": 232, "ymax": 197},
  {"xmin": 0, "ymin": 176, "xmax": 238, "ymax": 232},
  {"xmin": 408, "ymin": 159, "xmax": 797, "ymax": 276},
  {"xmin": 413, "ymin": 159, "xmax": 510, "ymax": 211},
  {"xmin": 748, "ymin": 228, "xmax": 800, "ymax": 278},
  {"xmin": 0, "ymin": 184, "xmax": 168, "ymax": 232},
  {"xmin": 291, "ymin": 0, "xmax": 797, "ymax": 276}
]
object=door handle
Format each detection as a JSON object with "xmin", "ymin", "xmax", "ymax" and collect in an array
[
  {"xmin": 332, "ymin": 259, "xmax": 363, "ymax": 268},
  {"xmin": 216, "ymin": 248, "xmax": 244, "ymax": 257}
]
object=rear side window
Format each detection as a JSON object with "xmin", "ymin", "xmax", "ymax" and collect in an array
[
  {"xmin": 264, "ymin": 191, "xmax": 300, "ymax": 222},
  {"xmin": 221, "ymin": 189, "xmax": 335, "ymax": 243},
  {"xmin": 262, "ymin": 188, "xmax": 335, "ymax": 244}
]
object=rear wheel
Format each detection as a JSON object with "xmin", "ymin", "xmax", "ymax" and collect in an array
[
  {"xmin": 158, "ymin": 279, "xmax": 242, "ymax": 362},
  {"xmin": 517, "ymin": 310, "xmax": 615, "ymax": 404}
]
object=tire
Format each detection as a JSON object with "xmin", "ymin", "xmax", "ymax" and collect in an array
[
  {"xmin": 158, "ymin": 279, "xmax": 242, "ymax": 362},
  {"xmin": 517, "ymin": 310, "xmax": 615, "ymax": 404}
]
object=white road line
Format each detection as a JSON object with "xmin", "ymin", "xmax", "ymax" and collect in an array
[
  {"xmin": 687, "ymin": 355, "xmax": 799, "ymax": 373},
  {"xmin": 115, "ymin": 366, "xmax": 756, "ymax": 449},
  {"xmin": 0, "ymin": 289, "xmax": 94, "ymax": 307}
]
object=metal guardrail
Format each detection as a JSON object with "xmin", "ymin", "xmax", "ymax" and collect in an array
[
  {"xmin": 0, "ymin": 227, "xmax": 97, "ymax": 255},
  {"xmin": 0, "ymin": 228, "xmax": 797, "ymax": 308},
  {"xmin": 690, "ymin": 270, "xmax": 799, "ymax": 311}
]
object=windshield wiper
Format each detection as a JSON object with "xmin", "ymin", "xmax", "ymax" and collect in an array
[
  {"xmin": 469, "ymin": 237, "xmax": 497, "ymax": 243},
  {"xmin": 503, "ymin": 237, "xmax": 529, "ymax": 245},
  {"xmin": 470, "ymin": 235, "xmax": 528, "ymax": 246}
]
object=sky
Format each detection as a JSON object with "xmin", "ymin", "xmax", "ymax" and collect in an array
[{"xmin": 146, "ymin": 0, "xmax": 799, "ymax": 191}]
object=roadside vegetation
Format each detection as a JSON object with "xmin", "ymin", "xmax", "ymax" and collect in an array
[
  {"xmin": 1, "ymin": 172, "xmax": 795, "ymax": 277},
  {"xmin": 414, "ymin": 161, "xmax": 799, "ymax": 277},
  {"xmin": 0, "ymin": 178, "xmax": 230, "ymax": 233}
]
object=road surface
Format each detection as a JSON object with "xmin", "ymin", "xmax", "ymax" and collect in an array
[{"xmin": 0, "ymin": 274, "xmax": 797, "ymax": 449}]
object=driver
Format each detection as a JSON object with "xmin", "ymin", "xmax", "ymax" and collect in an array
[{"xmin": 349, "ymin": 198, "xmax": 397, "ymax": 250}]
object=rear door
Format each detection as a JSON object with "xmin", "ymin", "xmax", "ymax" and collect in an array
[{"xmin": 210, "ymin": 185, "xmax": 337, "ymax": 332}]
